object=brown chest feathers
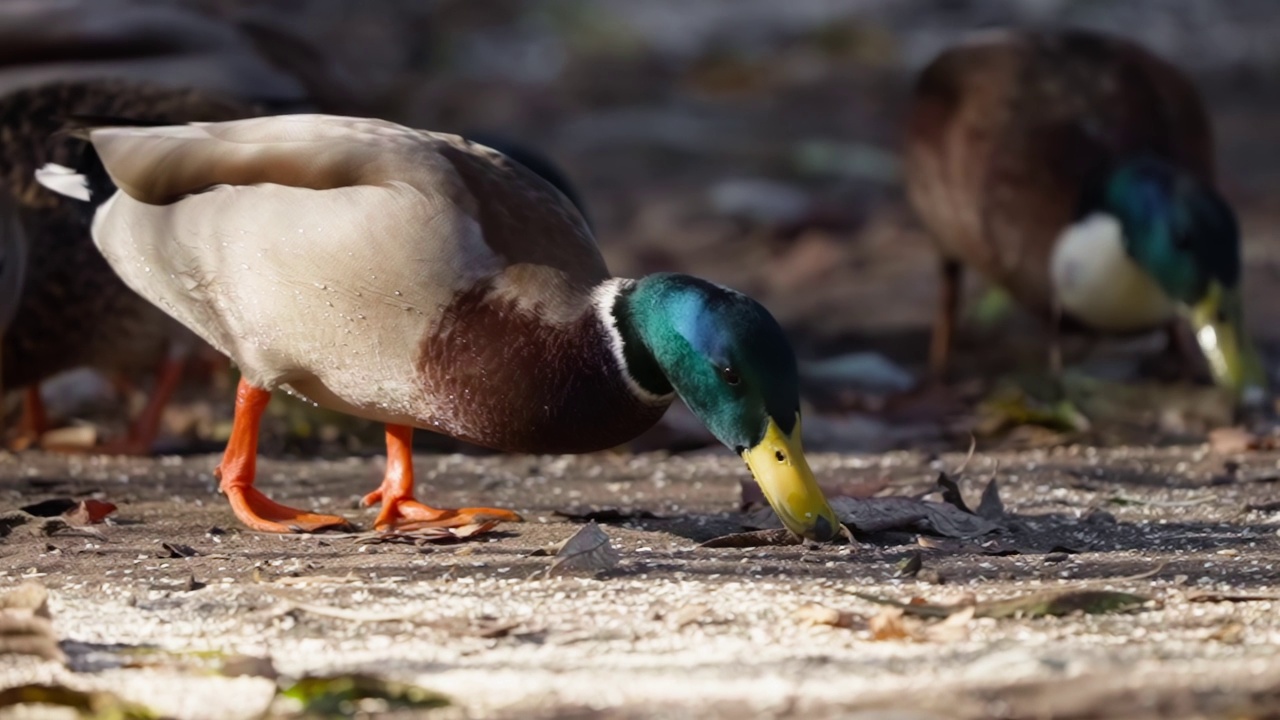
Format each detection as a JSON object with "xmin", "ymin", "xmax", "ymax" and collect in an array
[{"xmin": 416, "ymin": 285, "xmax": 670, "ymax": 454}]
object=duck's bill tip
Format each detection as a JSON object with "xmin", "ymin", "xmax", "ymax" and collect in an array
[{"xmin": 741, "ymin": 416, "xmax": 842, "ymax": 543}]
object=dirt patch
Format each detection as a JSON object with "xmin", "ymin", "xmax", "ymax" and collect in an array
[{"xmin": 2, "ymin": 445, "xmax": 1279, "ymax": 718}]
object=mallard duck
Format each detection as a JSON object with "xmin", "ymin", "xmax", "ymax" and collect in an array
[
  {"xmin": 0, "ymin": 79, "xmax": 256, "ymax": 452},
  {"xmin": 904, "ymin": 29, "xmax": 1264, "ymax": 401},
  {"xmin": 36, "ymin": 114, "xmax": 840, "ymax": 541}
]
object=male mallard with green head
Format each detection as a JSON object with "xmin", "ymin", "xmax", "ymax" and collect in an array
[
  {"xmin": 37, "ymin": 114, "xmax": 840, "ymax": 541},
  {"xmin": 905, "ymin": 29, "xmax": 1265, "ymax": 402}
]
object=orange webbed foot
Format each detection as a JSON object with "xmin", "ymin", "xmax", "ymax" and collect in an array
[
  {"xmin": 361, "ymin": 488, "xmax": 523, "ymax": 531},
  {"xmin": 216, "ymin": 378, "xmax": 352, "ymax": 534},
  {"xmin": 225, "ymin": 485, "xmax": 353, "ymax": 534},
  {"xmin": 364, "ymin": 424, "xmax": 524, "ymax": 531}
]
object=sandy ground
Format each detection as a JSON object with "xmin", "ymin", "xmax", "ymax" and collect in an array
[{"xmin": 3, "ymin": 444, "xmax": 1280, "ymax": 719}]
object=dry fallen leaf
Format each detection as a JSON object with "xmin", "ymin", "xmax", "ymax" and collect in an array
[
  {"xmin": 0, "ymin": 582, "xmax": 64, "ymax": 663},
  {"xmin": 851, "ymin": 588, "xmax": 1150, "ymax": 620},
  {"xmin": 276, "ymin": 674, "xmax": 449, "ymax": 717},
  {"xmin": 0, "ymin": 582, "xmax": 51, "ymax": 618},
  {"xmin": 19, "ymin": 498, "xmax": 116, "ymax": 526},
  {"xmin": 670, "ymin": 603, "xmax": 712, "ymax": 629},
  {"xmin": 352, "ymin": 522, "xmax": 498, "ymax": 545},
  {"xmin": 63, "ymin": 500, "xmax": 118, "ymax": 526},
  {"xmin": 0, "ymin": 684, "xmax": 154, "ymax": 719},
  {"xmin": 925, "ymin": 605, "xmax": 975, "ymax": 643},
  {"xmin": 547, "ymin": 522, "xmax": 619, "ymax": 576},
  {"xmin": 793, "ymin": 603, "xmax": 862, "ymax": 629},
  {"xmin": 1208, "ymin": 426, "xmax": 1265, "ymax": 454},
  {"xmin": 868, "ymin": 607, "xmax": 921, "ymax": 641},
  {"xmin": 1209, "ymin": 622, "xmax": 1246, "ymax": 644},
  {"xmin": 699, "ymin": 529, "xmax": 802, "ymax": 548}
]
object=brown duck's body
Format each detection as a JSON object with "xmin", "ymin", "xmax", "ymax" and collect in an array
[
  {"xmin": 904, "ymin": 29, "xmax": 1217, "ymax": 370},
  {"xmin": 0, "ymin": 80, "xmax": 256, "ymax": 443}
]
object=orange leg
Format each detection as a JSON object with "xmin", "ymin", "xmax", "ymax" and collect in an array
[
  {"xmin": 93, "ymin": 356, "xmax": 187, "ymax": 456},
  {"xmin": 362, "ymin": 424, "xmax": 523, "ymax": 531},
  {"xmin": 929, "ymin": 258, "xmax": 962, "ymax": 380},
  {"xmin": 8, "ymin": 387, "xmax": 50, "ymax": 451},
  {"xmin": 216, "ymin": 378, "xmax": 351, "ymax": 533}
]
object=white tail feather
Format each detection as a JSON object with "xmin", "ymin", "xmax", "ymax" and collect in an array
[{"xmin": 35, "ymin": 163, "xmax": 91, "ymax": 202}]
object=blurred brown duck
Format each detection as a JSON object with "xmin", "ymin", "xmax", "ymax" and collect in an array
[
  {"xmin": 904, "ymin": 29, "xmax": 1265, "ymax": 402},
  {"xmin": 0, "ymin": 80, "xmax": 256, "ymax": 452},
  {"xmin": 0, "ymin": 0, "xmax": 349, "ymax": 451}
]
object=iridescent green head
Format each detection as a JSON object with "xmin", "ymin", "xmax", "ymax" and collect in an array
[
  {"xmin": 613, "ymin": 273, "xmax": 839, "ymax": 541},
  {"xmin": 1102, "ymin": 158, "xmax": 1265, "ymax": 402}
]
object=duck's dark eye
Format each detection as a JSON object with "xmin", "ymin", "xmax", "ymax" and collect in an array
[{"xmin": 720, "ymin": 367, "xmax": 740, "ymax": 386}]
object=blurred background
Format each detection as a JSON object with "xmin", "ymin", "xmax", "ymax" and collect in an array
[{"xmin": 7, "ymin": 0, "xmax": 1280, "ymax": 456}]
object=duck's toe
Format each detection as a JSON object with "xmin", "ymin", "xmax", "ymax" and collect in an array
[
  {"xmin": 369, "ymin": 497, "xmax": 523, "ymax": 532},
  {"xmin": 225, "ymin": 486, "xmax": 354, "ymax": 533}
]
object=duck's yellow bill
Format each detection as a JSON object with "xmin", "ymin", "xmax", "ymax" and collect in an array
[
  {"xmin": 1189, "ymin": 282, "xmax": 1266, "ymax": 406},
  {"xmin": 741, "ymin": 415, "xmax": 841, "ymax": 542}
]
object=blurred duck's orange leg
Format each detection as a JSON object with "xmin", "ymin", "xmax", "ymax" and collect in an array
[
  {"xmin": 362, "ymin": 424, "xmax": 523, "ymax": 531},
  {"xmin": 8, "ymin": 387, "xmax": 50, "ymax": 451},
  {"xmin": 217, "ymin": 378, "xmax": 351, "ymax": 533},
  {"xmin": 92, "ymin": 356, "xmax": 187, "ymax": 456},
  {"xmin": 929, "ymin": 258, "xmax": 962, "ymax": 380}
]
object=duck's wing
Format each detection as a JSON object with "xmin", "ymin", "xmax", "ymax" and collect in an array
[{"xmin": 89, "ymin": 114, "xmax": 606, "ymax": 386}]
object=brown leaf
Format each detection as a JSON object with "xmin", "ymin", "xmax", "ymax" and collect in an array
[
  {"xmin": 0, "ymin": 684, "xmax": 154, "ymax": 718},
  {"xmin": 547, "ymin": 522, "xmax": 619, "ymax": 576},
  {"xmin": 793, "ymin": 603, "xmax": 861, "ymax": 629},
  {"xmin": 473, "ymin": 620, "xmax": 521, "ymax": 639},
  {"xmin": 925, "ymin": 605, "xmax": 975, "ymax": 643},
  {"xmin": 699, "ymin": 529, "xmax": 801, "ymax": 548},
  {"xmin": 354, "ymin": 522, "xmax": 498, "ymax": 545},
  {"xmin": 0, "ymin": 582, "xmax": 51, "ymax": 618},
  {"xmin": 1208, "ymin": 426, "xmax": 1263, "ymax": 454},
  {"xmin": 894, "ymin": 552, "xmax": 923, "ymax": 578},
  {"xmin": 670, "ymin": 604, "xmax": 712, "ymax": 629},
  {"xmin": 850, "ymin": 588, "xmax": 1149, "ymax": 620},
  {"xmin": 1209, "ymin": 622, "xmax": 1246, "ymax": 644},
  {"xmin": 221, "ymin": 654, "xmax": 280, "ymax": 680},
  {"xmin": 868, "ymin": 607, "xmax": 921, "ymax": 641},
  {"xmin": 63, "ymin": 500, "xmax": 117, "ymax": 525},
  {"xmin": 159, "ymin": 543, "xmax": 200, "ymax": 559},
  {"xmin": 19, "ymin": 498, "xmax": 116, "ymax": 525},
  {"xmin": 0, "ymin": 582, "xmax": 63, "ymax": 663}
]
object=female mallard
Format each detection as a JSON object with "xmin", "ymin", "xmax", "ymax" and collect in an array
[
  {"xmin": 37, "ymin": 114, "xmax": 840, "ymax": 541},
  {"xmin": 1, "ymin": 79, "xmax": 256, "ymax": 452},
  {"xmin": 904, "ymin": 29, "xmax": 1264, "ymax": 401}
]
